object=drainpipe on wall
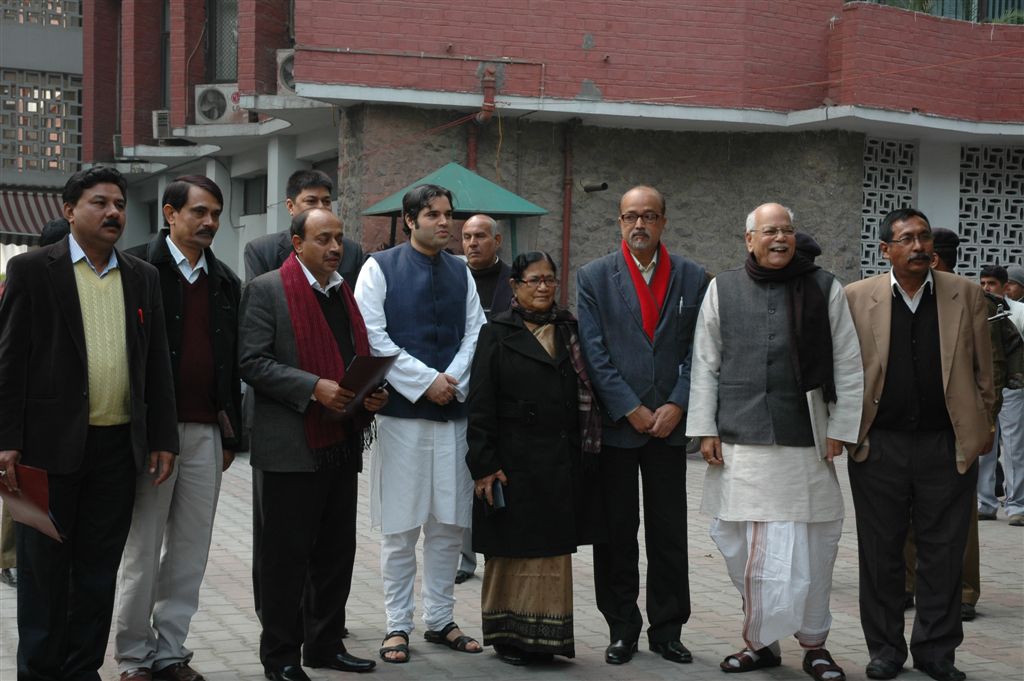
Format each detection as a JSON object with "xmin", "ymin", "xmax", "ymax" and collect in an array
[
  {"xmin": 560, "ymin": 120, "xmax": 576, "ymax": 307},
  {"xmin": 466, "ymin": 66, "xmax": 496, "ymax": 171}
]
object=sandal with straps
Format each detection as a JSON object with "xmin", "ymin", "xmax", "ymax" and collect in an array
[
  {"xmin": 423, "ymin": 621, "xmax": 482, "ymax": 653},
  {"xmin": 720, "ymin": 647, "xmax": 782, "ymax": 673},
  {"xmin": 803, "ymin": 648, "xmax": 846, "ymax": 681},
  {"xmin": 379, "ymin": 630, "xmax": 410, "ymax": 664}
]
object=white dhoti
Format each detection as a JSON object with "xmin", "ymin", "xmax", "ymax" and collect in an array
[
  {"xmin": 371, "ymin": 415, "xmax": 474, "ymax": 633},
  {"xmin": 710, "ymin": 517, "xmax": 843, "ymax": 650}
]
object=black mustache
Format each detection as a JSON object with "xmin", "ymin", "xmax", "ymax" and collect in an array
[
  {"xmin": 908, "ymin": 253, "xmax": 932, "ymax": 261},
  {"xmin": 196, "ymin": 228, "xmax": 215, "ymax": 237},
  {"xmin": 102, "ymin": 219, "xmax": 122, "ymax": 228}
]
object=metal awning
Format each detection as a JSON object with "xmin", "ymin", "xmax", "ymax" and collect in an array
[{"xmin": 0, "ymin": 190, "xmax": 64, "ymax": 246}]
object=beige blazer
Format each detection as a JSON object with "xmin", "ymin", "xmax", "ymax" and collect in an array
[{"xmin": 844, "ymin": 270, "xmax": 995, "ymax": 473}]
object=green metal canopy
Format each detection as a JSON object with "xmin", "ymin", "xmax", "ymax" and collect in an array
[{"xmin": 361, "ymin": 162, "xmax": 547, "ymax": 219}]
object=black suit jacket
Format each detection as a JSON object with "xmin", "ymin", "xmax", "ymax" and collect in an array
[
  {"xmin": 125, "ymin": 231, "xmax": 245, "ymax": 450},
  {"xmin": 244, "ymin": 230, "xmax": 364, "ymax": 289},
  {"xmin": 0, "ymin": 237, "xmax": 179, "ymax": 474}
]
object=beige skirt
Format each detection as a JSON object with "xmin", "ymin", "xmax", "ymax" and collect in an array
[{"xmin": 480, "ymin": 554, "xmax": 574, "ymax": 657}]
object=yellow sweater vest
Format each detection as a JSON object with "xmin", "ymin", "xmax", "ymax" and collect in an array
[{"xmin": 73, "ymin": 260, "xmax": 130, "ymax": 425}]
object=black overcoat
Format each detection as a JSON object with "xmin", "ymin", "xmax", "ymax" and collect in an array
[{"xmin": 466, "ymin": 310, "xmax": 604, "ymax": 558}]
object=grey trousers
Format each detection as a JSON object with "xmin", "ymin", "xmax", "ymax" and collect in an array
[{"xmin": 114, "ymin": 423, "xmax": 223, "ymax": 674}]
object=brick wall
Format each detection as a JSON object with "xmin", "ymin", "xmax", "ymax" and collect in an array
[
  {"xmin": 82, "ymin": 0, "xmax": 119, "ymax": 162},
  {"xmin": 828, "ymin": 3, "xmax": 1024, "ymax": 121},
  {"xmin": 121, "ymin": 0, "xmax": 163, "ymax": 147},
  {"xmin": 238, "ymin": 0, "xmax": 291, "ymax": 95},
  {"xmin": 169, "ymin": 0, "xmax": 207, "ymax": 129},
  {"xmin": 295, "ymin": 0, "xmax": 844, "ymax": 112}
]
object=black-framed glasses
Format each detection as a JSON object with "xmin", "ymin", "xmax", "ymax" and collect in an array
[
  {"xmin": 620, "ymin": 212, "xmax": 662, "ymax": 225},
  {"xmin": 517, "ymin": 276, "xmax": 559, "ymax": 288},
  {"xmin": 888, "ymin": 233, "xmax": 934, "ymax": 247},
  {"xmin": 756, "ymin": 227, "xmax": 795, "ymax": 237}
]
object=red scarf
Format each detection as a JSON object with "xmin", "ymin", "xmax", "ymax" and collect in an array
[
  {"xmin": 621, "ymin": 240, "xmax": 671, "ymax": 340},
  {"xmin": 280, "ymin": 253, "xmax": 371, "ymax": 451}
]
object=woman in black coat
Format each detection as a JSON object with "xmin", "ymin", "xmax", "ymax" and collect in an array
[{"xmin": 466, "ymin": 251, "xmax": 604, "ymax": 666}]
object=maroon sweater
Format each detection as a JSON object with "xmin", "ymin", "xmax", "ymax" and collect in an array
[{"xmin": 175, "ymin": 272, "xmax": 217, "ymax": 424}]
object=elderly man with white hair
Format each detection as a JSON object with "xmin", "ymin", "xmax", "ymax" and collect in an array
[{"xmin": 687, "ymin": 203, "xmax": 863, "ymax": 681}]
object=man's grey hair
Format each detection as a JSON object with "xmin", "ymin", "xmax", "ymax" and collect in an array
[
  {"xmin": 745, "ymin": 204, "xmax": 795, "ymax": 233},
  {"xmin": 466, "ymin": 213, "xmax": 500, "ymax": 236}
]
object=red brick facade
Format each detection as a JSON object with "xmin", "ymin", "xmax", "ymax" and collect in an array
[
  {"xmin": 82, "ymin": 0, "xmax": 119, "ymax": 162},
  {"xmin": 238, "ymin": 0, "xmax": 292, "ymax": 95},
  {"xmin": 121, "ymin": 1, "xmax": 164, "ymax": 148},
  {"xmin": 168, "ymin": 0, "xmax": 207, "ymax": 130}
]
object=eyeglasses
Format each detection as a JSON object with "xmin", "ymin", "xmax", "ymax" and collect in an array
[
  {"xmin": 620, "ymin": 212, "xmax": 662, "ymax": 225},
  {"xmin": 888, "ymin": 233, "xmax": 935, "ymax": 247},
  {"xmin": 518, "ymin": 276, "xmax": 559, "ymax": 288},
  {"xmin": 756, "ymin": 227, "xmax": 796, "ymax": 237}
]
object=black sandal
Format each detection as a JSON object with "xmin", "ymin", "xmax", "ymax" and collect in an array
[
  {"xmin": 423, "ymin": 621, "xmax": 482, "ymax": 653},
  {"xmin": 379, "ymin": 630, "xmax": 410, "ymax": 664},
  {"xmin": 803, "ymin": 648, "xmax": 846, "ymax": 681},
  {"xmin": 720, "ymin": 647, "xmax": 782, "ymax": 673}
]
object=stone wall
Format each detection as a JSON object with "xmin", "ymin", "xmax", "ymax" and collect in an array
[{"xmin": 342, "ymin": 105, "xmax": 865, "ymax": 306}]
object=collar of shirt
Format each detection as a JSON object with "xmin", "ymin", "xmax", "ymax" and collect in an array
[
  {"xmin": 68, "ymin": 232, "xmax": 119, "ymax": 277},
  {"xmin": 890, "ymin": 269, "xmax": 933, "ymax": 313},
  {"xmin": 165, "ymin": 235, "xmax": 208, "ymax": 284},
  {"xmin": 631, "ymin": 249, "xmax": 658, "ymax": 284},
  {"xmin": 296, "ymin": 257, "xmax": 343, "ymax": 295}
]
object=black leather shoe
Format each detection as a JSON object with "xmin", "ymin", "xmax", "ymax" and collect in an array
[
  {"xmin": 914, "ymin": 659, "xmax": 966, "ymax": 681},
  {"xmin": 649, "ymin": 640, "xmax": 693, "ymax": 663},
  {"xmin": 604, "ymin": 639, "xmax": 638, "ymax": 665},
  {"xmin": 264, "ymin": 666, "xmax": 311, "ymax": 681},
  {"xmin": 960, "ymin": 603, "xmax": 976, "ymax": 621},
  {"xmin": 304, "ymin": 651, "xmax": 376, "ymax": 673},
  {"xmin": 865, "ymin": 658, "xmax": 901, "ymax": 679},
  {"xmin": 494, "ymin": 644, "xmax": 529, "ymax": 666}
]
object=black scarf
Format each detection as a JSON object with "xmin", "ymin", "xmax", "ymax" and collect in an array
[
  {"xmin": 744, "ymin": 252, "xmax": 836, "ymax": 403},
  {"xmin": 510, "ymin": 300, "xmax": 602, "ymax": 460}
]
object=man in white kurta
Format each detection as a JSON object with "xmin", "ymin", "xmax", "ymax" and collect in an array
[
  {"xmin": 686, "ymin": 204, "xmax": 863, "ymax": 679},
  {"xmin": 354, "ymin": 184, "xmax": 486, "ymax": 661}
]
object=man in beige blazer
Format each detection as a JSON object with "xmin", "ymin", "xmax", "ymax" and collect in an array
[{"xmin": 845, "ymin": 208, "xmax": 994, "ymax": 681}]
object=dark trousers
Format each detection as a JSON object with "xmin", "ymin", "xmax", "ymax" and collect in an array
[
  {"xmin": 593, "ymin": 439, "xmax": 690, "ymax": 645},
  {"xmin": 253, "ymin": 468, "xmax": 357, "ymax": 670},
  {"xmin": 17, "ymin": 425, "xmax": 136, "ymax": 681},
  {"xmin": 849, "ymin": 429, "xmax": 976, "ymax": 668}
]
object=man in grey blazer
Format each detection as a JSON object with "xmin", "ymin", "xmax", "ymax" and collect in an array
[
  {"xmin": 243, "ymin": 169, "xmax": 364, "ymax": 287},
  {"xmin": 576, "ymin": 185, "xmax": 708, "ymax": 666},
  {"xmin": 239, "ymin": 208, "xmax": 386, "ymax": 681}
]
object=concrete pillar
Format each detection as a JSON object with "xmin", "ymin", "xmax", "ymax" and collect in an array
[
  {"xmin": 266, "ymin": 135, "xmax": 304, "ymax": 235},
  {"xmin": 206, "ymin": 158, "xmax": 240, "ymax": 273}
]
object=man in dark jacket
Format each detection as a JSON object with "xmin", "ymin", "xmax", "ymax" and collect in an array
[
  {"xmin": 0, "ymin": 166, "xmax": 178, "ymax": 681},
  {"xmin": 115, "ymin": 176, "xmax": 243, "ymax": 681}
]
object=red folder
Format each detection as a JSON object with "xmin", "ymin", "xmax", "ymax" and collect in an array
[{"xmin": 0, "ymin": 464, "xmax": 63, "ymax": 542}]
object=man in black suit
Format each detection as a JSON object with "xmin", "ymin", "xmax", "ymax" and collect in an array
[
  {"xmin": 243, "ymin": 169, "xmax": 363, "ymax": 286},
  {"xmin": 0, "ymin": 166, "xmax": 179, "ymax": 681},
  {"xmin": 240, "ymin": 208, "xmax": 385, "ymax": 680}
]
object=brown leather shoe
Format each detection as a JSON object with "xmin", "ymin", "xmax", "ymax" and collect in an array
[
  {"xmin": 153, "ymin": 663, "xmax": 205, "ymax": 681},
  {"xmin": 120, "ymin": 669, "xmax": 152, "ymax": 681}
]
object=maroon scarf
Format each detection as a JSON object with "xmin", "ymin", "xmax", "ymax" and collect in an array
[
  {"xmin": 621, "ymin": 240, "xmax": 671, "ymax": 340},
  {"xmin": 280, "ymin": 253, "xmax": 371, "ymax": 464}
]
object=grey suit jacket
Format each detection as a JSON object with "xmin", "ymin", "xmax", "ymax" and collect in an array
[
  {"xmin": 244, "ymin": 229, "xmax": 364, "ymax": 289},
  {"xmin": 576, "ymin": 248, "xmax": 708, "ymax": 448},
  {"xmin": 238, "ymin": 270, "xmax": 330, "ymax": 471}
]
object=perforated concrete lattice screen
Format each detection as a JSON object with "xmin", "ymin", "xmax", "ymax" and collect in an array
[
  {"xmin": 958, "ymin": 146, "xmax": 1024, "ymax": 280},
  {"xmin": 0, "ymin": 0, "xmax": 81, "ymax": 27},
  {"xmin": 861, "ymin": 138, "xmax": 917, "ymax": 278}
]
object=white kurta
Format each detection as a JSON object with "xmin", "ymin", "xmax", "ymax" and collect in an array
[
  {"xmin": 354, "ymin": 257, "xmax": 486, "ymax": 534},
  {"xmin": 686, "ymin": 277, "xmax": 864, "ymax": 522}
]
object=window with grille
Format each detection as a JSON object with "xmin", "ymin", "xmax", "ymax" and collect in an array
[{"xmin": 207, "ymin": 0, "xmax": 238, "ymax": 83}]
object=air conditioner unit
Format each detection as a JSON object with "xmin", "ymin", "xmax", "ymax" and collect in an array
[
  {"xmin": 276, "ymin": 49, "xmax": 296, "ymax": 95},
  {"xmin": 194, "ymin": 83, "xmax": 246, "ymax": 125},
  {"xmin": 152, "ymin": 109, "xmax": 171, "ymax": 139}
]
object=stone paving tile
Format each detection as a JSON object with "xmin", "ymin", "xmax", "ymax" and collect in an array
[{"xmin": 2, "ymin": 453, "xmax": 1022, "ymax": 681}]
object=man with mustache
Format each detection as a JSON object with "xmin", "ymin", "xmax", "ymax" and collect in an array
[
  {"xmin": 116, "ymin": 176, "xmax": 244, "ymax": 681},
  {"xmin": 576, "ymin": 185, "xmax": 708, "ymax": 666},
  {"xmin": 240, "ymin": 208, "xmax": 384, "ymax": 680},
  {"xmin": 845, "ymin": 208, "xmax": 995, "ymax": 681},
  {"xmin": 354, "ymin": 184, "xmax": 486, "ymax": 663},
  {"xmin": 0, "ymin": 166, "xmax": 178, "ymax": 680},
  {"xmin": 455, "ymin": 213, "xmax": 512, "ymax": 585}
]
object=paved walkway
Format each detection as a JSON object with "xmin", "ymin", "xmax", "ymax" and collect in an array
[{"xmin": 2, "ymin": 451, "xmax": 1022, "ymax": 681}]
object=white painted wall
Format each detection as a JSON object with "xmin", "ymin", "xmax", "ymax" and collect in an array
[{"xmin": 916, "ymin": 140, "xmax": 961, "ymax": 232}]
